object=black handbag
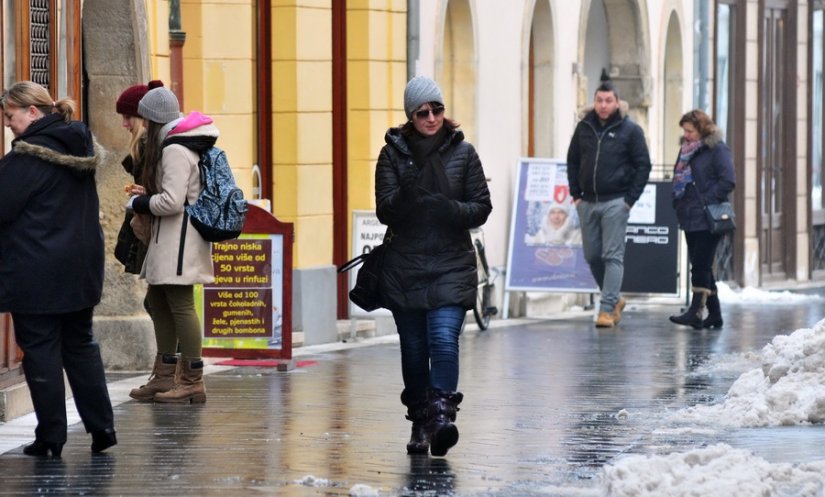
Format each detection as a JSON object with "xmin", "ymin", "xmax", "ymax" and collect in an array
[
  {"xmin": 338, "ymin": 232, "xmax": 392, "ymax": 312},
  {"xmin": 114, "ymin": 212, "xmax": 148, "ymax": 274},
  {"xmin": 693, "ymin": 181, "xmax": 736, "ymax": 235},
  {"xmin": 704, "ymin": 201, "xmax": 736, "ymax": 234}
]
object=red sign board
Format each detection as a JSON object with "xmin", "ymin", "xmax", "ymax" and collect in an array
[{"xmin": 201, "ymin": 204, "xmax": 293, "ymax": 360}]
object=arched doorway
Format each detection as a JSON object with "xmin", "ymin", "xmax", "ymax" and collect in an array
[
  {"xmin": 579, "ymin": 0, "xmax": 650, "ymax": 128},
  {"xmin": 436, "ymin": 0, "xmax": 477, "ymax": 143},
  {"xmin": 662, "ymin": 11, "xmax": 683, "ymax": 166},
  {"xmin": 525, "ymin": 0, "xmax": 554, "ymax": 157}
]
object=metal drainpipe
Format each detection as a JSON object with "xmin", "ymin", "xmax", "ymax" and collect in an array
[
  {"xmin": 695, "ymin": 0, "xmax": 709, "ymax": 111},
  {"xmin": 407, "ymin": 0, "xmax": 419, "ymax": 79},
  {"xmin": 169, "ymin": 0, "xmax": 186, "ymax": 110}
]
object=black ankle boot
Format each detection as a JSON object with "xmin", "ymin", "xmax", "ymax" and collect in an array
[
  {"xmin": 669, "ymin": 288, "xmax": 709, "ymax": 330},
  {"xmin": 91, "ymin": 428, "xmax": 117, "ymax": 453},
  {"xmin": 23, "ymin": 440, "xmax": 64, "ymax": 458},
  {"xmin": 703, "ymin": 293, "xmax": 723, "ymax": 329},
  {"xmin": 401, "ymin": 391, "xmax": 429, "ymax": 455},
  {"xmin": 427, "ymin": 390, "xmax": 463, "ymax": 457}
]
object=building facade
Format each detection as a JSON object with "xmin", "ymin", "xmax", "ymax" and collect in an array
[{"xmin": 3, "ymin": 0, "xmax": 825, "ymax": 412}]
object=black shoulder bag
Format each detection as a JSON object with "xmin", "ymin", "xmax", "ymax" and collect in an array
[
  {"xmin": 694, "ymin": 181, "xmax": 736, "ymax": 235},
  {"xmin": 338, "ymin": 229, "xmax": 393, "ymax": 312}
]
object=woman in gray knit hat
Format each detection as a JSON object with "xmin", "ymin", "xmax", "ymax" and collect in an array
[
  {"xmin": 125, "ymin": 86, "xmax": 218, "ymax": 404},
  {"xmin": 373, "ymin": 75, "xmax": 492, "ymax": 456}
]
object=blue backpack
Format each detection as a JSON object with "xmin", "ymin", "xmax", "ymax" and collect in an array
[{"xmin": 186, "ymin": 147, "xmax": 248, "ymax": 242}]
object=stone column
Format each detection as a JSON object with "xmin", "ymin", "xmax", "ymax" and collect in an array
[{"xmin": 81, "ymin": 0, "xmax": 156, "ymax": 370}]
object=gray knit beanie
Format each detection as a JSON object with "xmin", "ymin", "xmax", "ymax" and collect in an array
[
  {"xmin": 138, "ymin": 87, "xmax": 182, "ymax": 124},
  {"xmin": 403, "ymin": 76, "xmax": 444, "ymax": 119}
]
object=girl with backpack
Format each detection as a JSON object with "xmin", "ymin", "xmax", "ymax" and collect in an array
[{"xmin": 125, "ymin": 87, "xmax": 216, "ymax": 403}]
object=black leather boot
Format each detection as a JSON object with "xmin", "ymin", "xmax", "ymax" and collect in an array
[
  {"xmin": 91, "ymin": 428, "xmax": 117, "ymax": 453},
  {"xmin": 401, "ymin": 390, "xmax": 429, "ymax": 454},
  {"xmin": 426, "ymin": 389, "xmax": 463, "ymax": 457},
  {"xmin": 23, "ymin": 440, "xmax": 64, "ymax": 458},
  {"xmin": 703, "ymin": 292, "xmax": 723, "ymax": 329},
  {"xmin": 669, "ymin": 288, "xmax": 709, "ymax": 330}
]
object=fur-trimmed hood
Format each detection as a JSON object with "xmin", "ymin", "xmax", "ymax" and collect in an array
[
  {"xmin": 577, "ymin": 99, "xmax": 630, "ymax": 121},
  {"xmin": 678, "ymin": 127, "xmax": 725, "ymax": 149},
  {"xmin": 9, "ymin": 113, "xmax": 107, "ymax": 175},
  {"xmin": 13, "ymin": 139, "xmax": 106, "ymax": 174}
]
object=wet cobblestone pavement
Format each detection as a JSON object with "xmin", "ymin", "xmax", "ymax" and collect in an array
[{"xmin": 1, "ymin": 293, "xmax": 824, "ymax": 496}]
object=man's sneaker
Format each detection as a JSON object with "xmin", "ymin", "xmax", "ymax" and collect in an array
[
  {"xmin": 612, "ymin": 297, "xmax": 627, "ymax": 324},
  {"xmin": 595, "ymin": 311, "xmax": 615, "ymax": 328}
]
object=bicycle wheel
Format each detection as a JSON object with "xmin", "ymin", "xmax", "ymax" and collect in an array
[{"xmin": 473, "ymin": 280, "xmax": 492, "ymax": 330}]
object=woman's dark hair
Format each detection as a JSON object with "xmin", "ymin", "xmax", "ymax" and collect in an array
[
  {"xmin": 141, "ymin": 121, "xmax": 164, "ymax": 195},
  {"xmin": 679, "ymin": 109, "xmax": 718, "ymax": 138}
]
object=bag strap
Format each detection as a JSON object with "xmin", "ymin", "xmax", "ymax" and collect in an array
[
  {"xmin": 337, "ymin": 227, "xmax": 394, "ymax": 274},
  {"xmin": 338, "ymin": 253, "xmax": 369, "ymax": 273}
]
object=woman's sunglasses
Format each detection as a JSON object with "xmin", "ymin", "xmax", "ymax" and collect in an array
[{"xmin": 414, "ymin": 106, "xmax": 445, "ymax": 119}]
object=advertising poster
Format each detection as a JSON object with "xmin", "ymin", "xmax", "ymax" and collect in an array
[
  {"xmin": 200, "ymin": 234, "xmax": 285, "ymax": 350},
  {"xmin": 505, "ymin": 158, "xmax": 598, "ymax": 292},
  {"xmin": 506, "ymin": 158, "xmax": 680, "ymax": 296}
]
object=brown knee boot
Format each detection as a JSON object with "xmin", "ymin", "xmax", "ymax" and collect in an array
[
  {"xmin": 129, "ymin": 354, "xmax": 178, "ymax": 401},
  {"xmin": 154, "ymin": 359, "xmax": 207, "ymax": 404}
]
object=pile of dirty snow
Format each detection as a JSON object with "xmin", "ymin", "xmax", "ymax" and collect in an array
[
  {"xmin": 679, "ymin": 320, "xmax": 825, "ymax": 427},
  {"xmin": 603, "ymin": 443, "xmax": 825, "ymax": 497}
]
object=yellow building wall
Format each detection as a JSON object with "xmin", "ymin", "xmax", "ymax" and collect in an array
[
  {"xmin": 346, "ymin": 1, "xmax": 407, "ymax": 256},
  {"xmin": 144, "ymin": 0, "xmax": 407, "ymax": 269},
  {"xmin": 179, "ymin": 0, "xmax": 256, "ymax": 199},
  {"xmin": 273, "ymin": 1, "xmax": 333, "ymax": 268},
  {"xmin": 145, "ymin": 1, "xmax": 171, "ymax": 84}
]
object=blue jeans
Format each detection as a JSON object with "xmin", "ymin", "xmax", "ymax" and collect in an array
[
  {"xmin": 392, "ymin": 305, "xmax": 465, "ymax": 403},
  {"xmin": 576, "ymin": 197, "xmax": 630, "ymax": 312}
]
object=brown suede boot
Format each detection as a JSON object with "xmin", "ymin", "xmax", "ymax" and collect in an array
[
  {"xmin": 154, "ymin": 359, "xmax": 207, "ymax": 404},
  {"xmin": 129, "ymin": 354, "xmax": 178, "ymax": 401}
]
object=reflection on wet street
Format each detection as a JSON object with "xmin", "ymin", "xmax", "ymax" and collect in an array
[{"xmin": 1, "ymin": 295, "xmax": 824, "ymax": 496}]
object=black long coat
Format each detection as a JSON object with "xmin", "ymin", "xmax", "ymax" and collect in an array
[
  {"xmin": 0, "ymin": 113, "xmax": 104, "ymax": 313},
  {"xmin": 672, "ymin": 130, "xmax": 736, "ymax": 232},
  {"xmin": 375, "ymin": 127, "xmax": 492, "ymax": 311}
]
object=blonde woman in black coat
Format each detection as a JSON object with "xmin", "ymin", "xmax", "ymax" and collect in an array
[
  {"xmin": 0, "ymin": 81, "xmax": 115, "ymax": 457},
  {"xmin": 375, "ymin": 76, "xmax": 492, "ymax": 456}
]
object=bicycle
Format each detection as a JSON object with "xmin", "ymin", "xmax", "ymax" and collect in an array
[{"xmin": 469, "ymin": 227, "xmax": 498, "ymax": 330}]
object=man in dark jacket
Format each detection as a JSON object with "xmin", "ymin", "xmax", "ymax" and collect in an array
[{"xmin": 566, "ymin": 81, "xmax": 651, "ymax": 328}]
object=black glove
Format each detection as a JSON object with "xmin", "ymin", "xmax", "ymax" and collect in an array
[
  {"xmin": 399, "ymin": 164, "xmax": 419, "ymax": 198},
  {"xmin": 428, "ymin": 193, "xmax": 461, "ymax": 221}
]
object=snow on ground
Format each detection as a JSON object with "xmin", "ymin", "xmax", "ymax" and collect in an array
[
  {"xmin": 602, "ymin": 443, "xmax": 825, "ymax": 497},
  {"xmin": 678, "ymin": 319, "xmax": 825, "ymax": 427},
  {"xmin": 718, "ymin": 281, "xmax": 823, "ymax": 304},
  {"xmin": 599, "ymin": 314, "xmax": 825, "ymax": 496}
]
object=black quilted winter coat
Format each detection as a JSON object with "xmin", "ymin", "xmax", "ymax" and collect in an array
[
  {"xmin": 0, "ymin": 113, "xmax": 104, "ymax": 314},
  {"xmin": 566, "ymin": 105, "xmax": 651, "ymax": 207},
  {"xmin": 375, "ymin": 126, "xmax": 492, "ymax": 311}
]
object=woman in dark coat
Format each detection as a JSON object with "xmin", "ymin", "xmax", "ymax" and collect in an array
[
  {"xmin": 375, "ymin": 76, "xmax": 492, "ymax": 456},
  {"xmin": 0, "ymin": 81, "xmax": 115, "ymax": 457},
  {"xmin": 669, "ymin": 109, "xmax": 735, "ymax": 329}
]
